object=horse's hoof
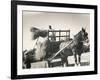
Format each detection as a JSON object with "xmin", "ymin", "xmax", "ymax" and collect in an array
[
  {"xmin": 74, "ymin": 64, "xmax": 77, "ymax": 66},
  {"xmin": 78, "ymin": 64, "xmax": 81, "ymax": 66}
]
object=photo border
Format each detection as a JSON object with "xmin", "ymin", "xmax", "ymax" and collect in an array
[{"xmin": 11, "ymin": 0, "xmax": 97, "ymax": 79}]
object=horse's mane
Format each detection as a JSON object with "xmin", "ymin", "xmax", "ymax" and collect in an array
[
  {"xmin": 74, "ymin": 31, "xmax": 81, "ymax": 38},
  {"xmin": 74, "ymin": 31, "xmax": 83, "ymax": 42}
]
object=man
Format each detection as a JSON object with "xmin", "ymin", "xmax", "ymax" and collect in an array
[{"xmin": 49, "ymin": 25, "xmax": 56, "ymax": 41}]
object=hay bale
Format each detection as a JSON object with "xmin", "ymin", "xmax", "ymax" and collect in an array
[{"xmin": 31, "ymin": 61, "xmax": 48, "ymax": 68}]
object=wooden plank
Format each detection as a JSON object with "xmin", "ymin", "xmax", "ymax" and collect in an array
[
  {"xmin": 48, "ymin": 30, "xmax": 70, "ymax": 32},
  {"xmin": 48, "ymin": 36, "xmax": 69, "ymax": 37},
  {"xmin": 59, "ymin": 30, "xmax": 61, "ymax": 41}
]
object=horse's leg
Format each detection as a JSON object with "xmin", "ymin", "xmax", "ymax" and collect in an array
[
  {"xmin": 78, "ymin": 54, "xmax": 81, "ymax": 66},
  {"xmin": 47, "ymin": 61, "xmax": 51, "ymax": 68},
  {"xmin": 63, "ymin": 56, "xmax": 68, "ymax": 67},
  {"xmin": 61, "ymin": 58, "xmax": 64, "ymax": 67},
  {"xmin": 72, "ymin": 49, "xmax": 78, "ymax": 66},
  {"xmin": 66, "ymin": 57, "xmax": 68, "ymax": 66},
  {"xmin": 63, "ymin": 62, "xmax": 66, "ymax": 67},
  {"xmin": 61, "ymin": 57, "xmax": 66, "ymax": 67},
  {"xmin": 60, "ymin": 52, "xmax": 65, "ymax": 67},
  {"xmin": 74, "ymin": 54, "xmax": 78, "ymax": 66}
]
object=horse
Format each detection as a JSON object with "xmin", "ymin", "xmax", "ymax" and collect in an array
[{"xmin": 59, "ymin": 28, "xmax": 89, "ymax": 66}]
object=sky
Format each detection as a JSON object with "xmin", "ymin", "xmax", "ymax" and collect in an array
[{"xmin": 23, "ymin": 11, "xmax": 90, "ymax": 50}]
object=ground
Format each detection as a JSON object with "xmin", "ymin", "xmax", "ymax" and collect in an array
[{"xmin": 30, "ymin": 52, "xmax": 90, "ymax": 68}]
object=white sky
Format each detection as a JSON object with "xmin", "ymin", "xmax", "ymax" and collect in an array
[{"xmin": 23, "ymin": 11, "xmax": 90, "ymax": 50}]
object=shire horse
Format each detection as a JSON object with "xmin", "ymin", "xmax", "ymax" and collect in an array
[{"xmin": 60, "ymin": 28, "xmax": 89, "ymax": 66}]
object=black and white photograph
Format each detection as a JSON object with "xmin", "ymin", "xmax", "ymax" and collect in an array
[
  {"xmin": 11, "ymin": 1, "xmax": 97, "ymax": 79},
  {"xmin": 22, "ymin": 11, "xmax": 90, "ymax": 69}
]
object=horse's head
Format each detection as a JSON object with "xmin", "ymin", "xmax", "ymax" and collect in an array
[
  {"xmin": 74, "ymin": 27, "xmax": 89, "ymax": 45},
  {"xmin": 81, "ymin": 27, "xmax": 88, "ymax": 42}
]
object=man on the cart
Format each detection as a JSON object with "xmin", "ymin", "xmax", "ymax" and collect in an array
[{"xmin": 49, "ymin": 25, "xmax": 56, "ymax": 41}]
